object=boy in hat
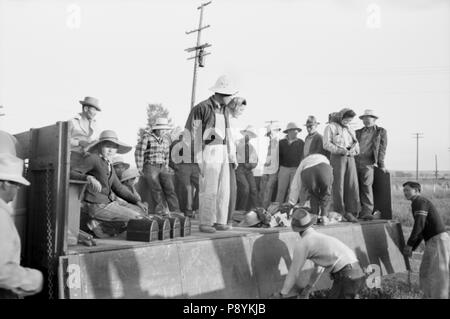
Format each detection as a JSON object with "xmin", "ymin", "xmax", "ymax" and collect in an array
[
  {"xmin": 0, "ymin": 153, "xmax": 43, "ymax": 298},
  {"xmin": 68, "ymin": 96, "xmax": 102, "ymax": 168},
  {"xmin": 112, "ymin": 156, "xmax": 130, "ymax": 180},
  {"xmin": 184, "ymin": 75, "xmax": 238, "ymax": 233},
  {"xmin": 275, "ymin": 122, "xmax": 304, "ymax": 203},
  {"xmin": 303, "ymin": 116, "xmax": 326, "ymax": 157},
  {"xmin": 273, "ymin": 207, "xmax": 364, "ymax": 299},
  {"xmin": 355, "ymin": 109, "xmax": 388, "ymax": 221},
  {"xmin": 70, "ymin": 130, "xmax": 148, "ymax": 238},
  {"xmin": 135, "ymin": 118, "xmax": 180, "ymax": 215},
  {"xmin": 402, "ymin": 181, "xmax": 450, "ymax": 299},
  {"xmin": 323, "ymin": 108, "xmax": 361, "ymax": 223},
  {"xmin": 259, "ymin": 123, "xmax": 281, "ymax": 209},
  {"xmin": 236, "ymin": 125, "xmax": 259, "ymax": 210}
]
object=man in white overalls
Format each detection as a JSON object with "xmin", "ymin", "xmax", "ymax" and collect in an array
[{"xmin": 184, "ymin": 75, "xmax": 238, "ymax": 233}]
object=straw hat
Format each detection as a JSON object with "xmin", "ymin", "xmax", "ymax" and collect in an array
[
  {"xmin": 359, "ymin": 109, "xmax": 378, "ymax": 120},
  {"xmin": 209, "ymin": 75, "xmax": 239, "ymax": 96},
  {"xmin": 79, "ymin": 96, "xmax": 101, "ymax": 111},
  {"xmin": 86, "ymin": 130, "xmax": 132, "ymax": 154},
  {"xmin": 0, "ymin": 153, "xmax": 30, "ymax": 186},
  {"xmin": 238, "ymin": 211, "xmax": 261, "ymax": 227},
  {"xmin": 120, "ymin": 168, "xmax": 140, "ymax": 183},
  {"xmin": 283, "ymin": 122, "xmax": 302, "ymax": 134},
  {"xmin": 290, "ymin": 207, "xmax": 317, "ymax": 232},
  {"xmin": 240, "ymin": 125, "xmax": 258, "ymax": 139},
  {"xmin": 112, "ymin": 156, "xmax": 130, "ymax": 169},
  {"xmin": 152, "ymin": 118, "xmax": 172, "ymax": 131},
  {"xmin": 304, "ymin": 116, "xmax": 320, "ymax": 126}
]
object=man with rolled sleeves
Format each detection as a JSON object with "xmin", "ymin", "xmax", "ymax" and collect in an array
[
  {"xmin": 355, "ymin": 109, "xmax": 387, "ymax": 221},
  {"xmin": 0, "ymin": 153, "xmax": 43, "ymax": 299},
  {"xmin": 273, "ymin": 207, "xmax": 364, "ymax": 299},
  {"xmin": 68, "ymin": 96, "xmax": 101, "ymax": 168}
]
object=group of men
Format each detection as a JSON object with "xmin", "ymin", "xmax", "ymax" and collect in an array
[{"xmin": 0, "ymin": 74, "xmax": 449, "ymax": 299}]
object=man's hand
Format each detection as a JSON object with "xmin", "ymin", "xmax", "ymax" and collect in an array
[
  {"xmin": 403, "ymin": 245, "xmax": 413, "ymax": 258},
  {"xmin": 86, "ymin": 175, "xmax": 102, "ymax": 193},
  {"xmin": 379, "ymin": 167, "xmax": 388, "ymax": 173},
  {"xmin": 137, "ymin": 201, "xmax": 148, "ymax": 214}
]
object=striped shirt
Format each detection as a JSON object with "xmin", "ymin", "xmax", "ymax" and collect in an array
[
  {"xmin": 407, "ymin": 195, "xmax": 446, "ymax": 250},
  {"xmin": 135, "ymin": 132, "xmax": 170, "ymax": 171}
]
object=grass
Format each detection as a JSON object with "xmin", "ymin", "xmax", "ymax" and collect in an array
[
  {"xmin": 391, "ymin": 178, "xmax": 450, "ymax": 228},
  {"xmin": 309, "ymin": 273, "xmax": 423, "ymax": 299}
]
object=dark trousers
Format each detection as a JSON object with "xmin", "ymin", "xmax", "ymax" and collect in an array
[
  {"xmin": 174, "ymin": 163, "xmax": 199, "ymax": 212},
  {"xmin": 357, "ymin": 162, "xmax": 375, "ymax": 216},
  {"xmin": 236, "ymin": 165, "xmax": 259, "ymax": 210},
  {"xmin": 143, "ymin": 163, "xmax": 180, "ymax": 212},
  {"xmin": 259, "ymin": 173, "xmax": 278, "ymax": 209},
  {"xmin": 301, "ymin": 163, "xmax": 333, "ymax": 216},
  {"xmin": 228, "ymin": 164, "xmax": 237, "ymax": 223},
  {"xmin": 329, "ymin": 263, "xmax": 365, "ymax": 299}
]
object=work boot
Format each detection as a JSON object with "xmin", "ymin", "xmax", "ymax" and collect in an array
[
  {"xmin": 359, "ymin": 213, "xmax": 375, "ymax": 221},
  {"xmin": 214, "ymin": 223, "xmax": 231, "ymax": 231},
  {"xmin": 344, "ymin": 213, "xmax": 358, "ymax": 223},
  {"xmin": 199, "ymin": 224, "xmax": 216, "ymax": 233},
  {"xmin": 373, "ymin": 210, "xmax": 382, "ymax": 220}
]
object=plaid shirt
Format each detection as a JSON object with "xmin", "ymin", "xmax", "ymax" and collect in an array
[{"xmin": 135, "ymin": 132, "xmax": 170, "ymax": 171}]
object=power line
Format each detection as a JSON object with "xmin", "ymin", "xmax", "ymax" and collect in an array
[
  {"xmin": 412, "ymin": 133, "xmax": 424, "ymax": 180},
  {"xmin": 185, "ymin": 1, "xmax": 212, "ymax": 110}
]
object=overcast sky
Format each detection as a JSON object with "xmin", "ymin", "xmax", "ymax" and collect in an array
[{"xmin": 0, "ymin": 0, "xmax": 449, "ymax": 171}]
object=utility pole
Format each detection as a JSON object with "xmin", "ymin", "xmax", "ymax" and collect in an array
[
  {"xmin": 185, "ymin": 1, "xmax": 212, "ymax": 109},
  {"xmin": 0, "ymin": 105, "xmax": 4, "ymax": 117},
  {"xmin": 435, "ymin": 154, "xmax": 438, "ymax": 180},
  {"xmin": 412, "ymin": 133, "xmax": 424, "ymax": 180}
]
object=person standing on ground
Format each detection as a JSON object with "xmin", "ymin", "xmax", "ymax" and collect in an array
[
  {"xmin": 355, "ymin": 109, "xmax": 387, "ymax": 221},
  {"xmin": 276, "ymin": 122, "xmax": 304, "ymax": 204},
  {"xmin": 0, "ymin": 153, "xmax": 43, "ymax": 299},
  {"xmin": 323, "ymin": 108, "xmax": 360, "ymax": 223},
  {"xmin": 272, "ymin": 207, "xmax": 365, "ymax": 299},
  {"xmin": 402, "ymin": 181, "xmax": 450, "ymax": 299}
]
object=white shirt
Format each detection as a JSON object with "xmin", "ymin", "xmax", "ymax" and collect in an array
[
  {"xmin": 0, "ymin": 198, "xmax": 42, "ymax": 292},
  {"xmin": 288, "ymin": 154, "xmax": 330, "ymax": 205},
  {"xmin": 262, "ymin": 135, "xmax": 280, "ymax": 175},
  {"xmin": 68, "ymin": 113, "xmax": 99, "ymax": 153},
  {"xmin": 281, "ymin": 228, "xmax": 357, "ymax": 294}
]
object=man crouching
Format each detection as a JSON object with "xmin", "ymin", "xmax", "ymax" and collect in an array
[{"xmin": 273, "ymin": 207, "xmax": 365, "ymax": 299}]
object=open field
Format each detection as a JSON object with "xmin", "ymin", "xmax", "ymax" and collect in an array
[{"xmin": 391, "ymin": 177, "xmax": 450, "ymax": 228}]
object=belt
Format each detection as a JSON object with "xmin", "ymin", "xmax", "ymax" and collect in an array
[
  {"xmin": 331, "ymin": 262, "xmax": 360, "ymax": 280},
  {"xmin": 144, "ymin": 162, "xmax": 165, "ymax": 167}
]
